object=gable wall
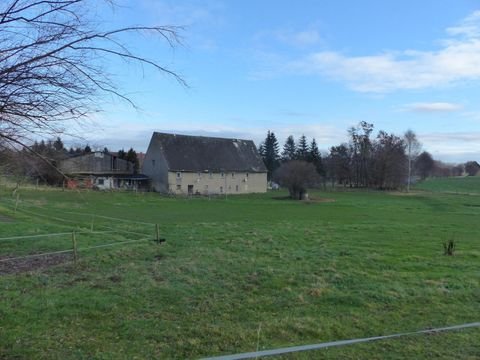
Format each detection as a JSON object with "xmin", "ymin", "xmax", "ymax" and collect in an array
[{"xmin": 142, "ymin": 141, "xmax": 169, "ymax": 192}]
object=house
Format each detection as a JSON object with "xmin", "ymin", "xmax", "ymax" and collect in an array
[
  {"xmin": 59, "ymin": 152, "xmax": 149, "ymax": 190},
  {"xmin": 142, "ymin": 132, "xmax": 268, "ymax": 194}
]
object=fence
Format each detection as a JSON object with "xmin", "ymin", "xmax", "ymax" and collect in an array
[
  {"xmin": 201, "ymin": 322, "xmax": 480, "ymax": 360},
  {"xmin": 0, "ymin": 193, "xmax": 165, "ymax": 267}
]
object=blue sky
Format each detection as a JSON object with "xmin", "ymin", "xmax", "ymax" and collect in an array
[{"xmin": 78, "ymin": 0, "xmax": 480, "ymax": 163}]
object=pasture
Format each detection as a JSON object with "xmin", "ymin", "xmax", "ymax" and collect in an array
[{"xmin": 0, "ymin": 180, "xmax": 479, "ymax": 359}]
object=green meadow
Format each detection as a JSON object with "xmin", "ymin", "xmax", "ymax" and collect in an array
[
  {"xmin": 414, "ymin": 176, "xmax": 480, "ymax": 195},
  {"xmin": 0, "ymin": 179, "xmax": 479, "ymax": 359}
]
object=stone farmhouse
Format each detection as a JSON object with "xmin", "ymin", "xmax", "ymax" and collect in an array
[
  {"xmin": 59, "ymin": 152, "xmax": 149, "ymax": 190},
  {"xmin": 142, "ymin": 132, "xmax": 267, "ymax": 195}
]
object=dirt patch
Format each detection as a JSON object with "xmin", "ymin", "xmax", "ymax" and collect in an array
[{"xmin": 0, "ymin": 253, "xmax": 72, "ymax": 275}]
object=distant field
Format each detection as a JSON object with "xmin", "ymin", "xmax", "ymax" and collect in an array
[
  {"xmin": 0, "ymin": 185, "xmax": 479, "ymax": 359},
  {"xmin": 414, "ymin": 176, "xmax": 480, "ymax": 194}
]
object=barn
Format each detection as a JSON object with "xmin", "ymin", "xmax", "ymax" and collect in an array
[{"xmin": 142, "ymin": 132, "xmax": 267, "ymax": 195}]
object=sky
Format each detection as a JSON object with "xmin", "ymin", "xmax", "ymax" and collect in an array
[{"xmin": 73, "ymin": 0, "xmax": 480, "ymax": 163}]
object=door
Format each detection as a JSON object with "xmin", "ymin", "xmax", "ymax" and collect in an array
[{"xmin": 188, "ymin": 185, "xmax": 194, "ymax": 195}]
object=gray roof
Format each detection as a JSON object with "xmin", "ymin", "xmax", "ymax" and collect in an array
[
  {"xmin": 59, "ymin": 152, "xmax": 134, "ymax": 175},
  {"xmin": 149, "ymin": 132, "xmax": 267, "ymax": 172}
]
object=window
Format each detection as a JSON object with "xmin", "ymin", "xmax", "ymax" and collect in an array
[
  {"xmin": 176, "ymin": 172, "xmax": 182, "ymax": 179},
  {"xmin": 221, "ymin": 172, "xmax": 224, "ymax": 178},
  {"xmin": 231, "ymin": 172, "xmax": 235, "ymax": 178},
  {"xmin": 176, "ymin": 184, "xmax": 181, "ymax": 191},
  {"xmin": 197, "ymin": 172, "xmax": 201, "ymax": 179},
  {"xmin": 236, "ymin": 185, "xmax": 239, "ymax": 192},
  {"xmin": 98, "ymin": 179, "xmax": 104, "ymax": 185},
  {"xmin": 246, "ymin": 173, "xmax": 249, "ymax": 178},
  {"xmin": 220, "ymin": 186, "xmax": 223, "ymax": 193},
  {"xmin": 152, "ymin": 159, "xmax": 155, "ymax": 167},
  {"xmin": 209, "ymin": 172, "xmax": 213, "ymax": 179}
]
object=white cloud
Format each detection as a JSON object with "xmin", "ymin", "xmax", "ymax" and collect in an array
[
  {"xmin": 418, "ymin": 131, "xmax": 480, "ymax": 162},
  {"xmin": 422, "ymin": 131, "xmax": 480, "ymax": 143},
  {"xmin": 403, "ymin": 102, "xmax": 463, "ymax": 112},
  {"xmin": 286, "ymin": 11, "xmax": 480, "ymax": 93},
  {"xmin": 446, "ymin": 11, "xmax": 480, "ymax": 37},
  {"xmin": 77, "ymin": 112, "xmax": 343, "ymax": 152}
]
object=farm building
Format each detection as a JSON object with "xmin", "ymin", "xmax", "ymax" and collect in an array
[
  {"xmin": 142, "ymin": 132, "xmax": 267, "ymax": 194},
  {"xmin": 59, "ymin": 152, "xmax": 149, "ymax": 190}
]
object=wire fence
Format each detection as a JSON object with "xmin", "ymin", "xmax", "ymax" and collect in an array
[
  {"xmin": 201, "ymin": 322, "xmax": 480, "ymax": 360},
  {"xmin": 0, "ymin": 192, "xmax": 164, "ymax": 267},
  {"xmin": 0, "ymin": 237, "xmax": 154, "ymax": 264}
]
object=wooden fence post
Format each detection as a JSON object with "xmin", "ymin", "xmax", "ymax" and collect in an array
[{"xmin": 155, "ymin": 224, "xmax": 160, "ymax": 243}]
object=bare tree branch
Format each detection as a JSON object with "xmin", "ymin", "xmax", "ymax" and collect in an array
[{"xmin": 0, "ymin": 0, "xmax": 185, "ymax": 151}]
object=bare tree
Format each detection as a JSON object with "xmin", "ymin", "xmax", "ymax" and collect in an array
[
  {"xmin": 327, "ymin": 144, "xmax": 351, "ymax": 187},
  {"xmin": 404, "ymin": 129, "xmax": 421, "ymax": 192},
  {"xmin": 273, "ymin": 160, "xmax": 321, "ymax": 200},
  {"xmin": 372, "ymin": 131, "xmax": 407, "ymax": 189},
  {"xmin": 348, "ymin": 121, "xmax": 373, "ymax": 187},
  {"xmin": 0, "ymin": 0, "xmax": 184, "ymax": 158}
]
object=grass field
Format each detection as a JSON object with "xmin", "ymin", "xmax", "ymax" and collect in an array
[
  {"xmin": 413, "ymin": 176, "xmax": 480, "ymax": 194},
  {"xmin": 0, "ymin": 179, "xmax": 479, "ymax": 359}
]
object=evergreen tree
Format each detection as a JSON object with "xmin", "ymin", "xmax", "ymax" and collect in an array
[
  {"xmin": 309, "ymin": 138, "xmax": 324, "ymax": 176},
  {"xmin": 83, "ymin": 145, "xmax": 92, "ymax": 154},
  {"xmin": 126, "ymin": 147, "xmax": 140, "ymax": 173},
  {"xmin": 281, "ymin": 135, "xmax": 296, "ymax": 161},
  {"xmin": 53, "ymin": 137, "xmax": 64, "ymax": 151},
  {"xmin": 38, "ymin": 140, "xmax": 46, "ymax": 152},
  {"xmin": 259, "ymin": 131, "xmax": 280, "ymax": 181},
  {"xmin": 296, "ymin": 134, "xmax": 308, "ymax": 161},
  {"xmin": 117, "ymin": 148, "xmax": 126, "ymax": 159}
]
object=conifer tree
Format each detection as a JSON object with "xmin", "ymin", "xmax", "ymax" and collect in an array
[
  {"xmin": 259, "ymin": 131, "xmax": 280, "ymax": 180},
  {"xmin": 126, "ymin": 147, "xmax": 140, "ymax": 173},
  {"xmin": 309, "ymin": 138, "xmax": 324, "ymax": 176},
  {"xmin": 53, "ymin": 137, "xmax": 64, "ymax": 152},
  {"xmin": 281, "ymin": 135, "xmax": 296, "ymax": 161},
  {"xmin": 117, "ymin": 149, "xmax": 126, "ymax": 159},
  {"xmin": 296, "ymin": 134, "xmax": 309, "ymax": 161}
]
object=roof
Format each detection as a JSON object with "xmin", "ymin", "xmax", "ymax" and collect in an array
[
  {"xmin": 59, "ymin": 152, "xmax": 134, "ymax": 175},
  {"xmin": 148, "ymin": 132, "xmax": 267, "ymax": 172}
]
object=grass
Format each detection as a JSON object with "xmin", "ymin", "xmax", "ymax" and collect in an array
[
  {"xmin": 413, "ymin": 176, "xmax": 480, "ymax": 195},
  {"xmin": 0, "ymin": 180, "xmax": 479, "ymax": 359}
]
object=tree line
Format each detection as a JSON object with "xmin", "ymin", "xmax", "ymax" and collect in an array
[{"xmin": 258, "ymin": 122, "xmax": 474, "ymax": 195}]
